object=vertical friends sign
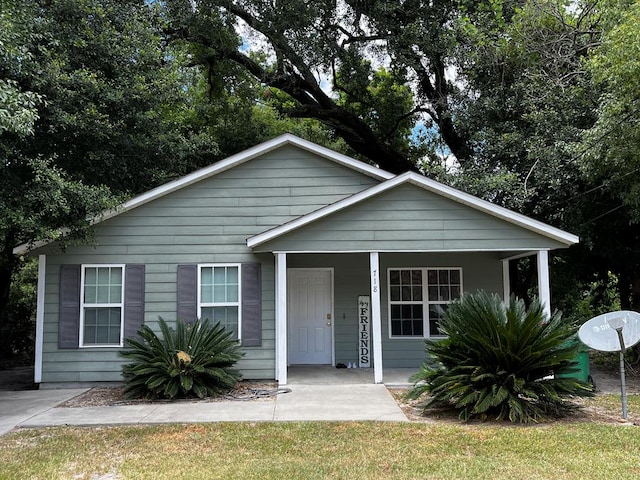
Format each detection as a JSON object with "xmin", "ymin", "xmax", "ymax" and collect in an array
[{"xmin": 358, "ymin": 295, "xmax": 371, "ymax": 368}]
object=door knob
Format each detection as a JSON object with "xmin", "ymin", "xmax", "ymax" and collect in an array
[{"xmin": 327, "ymin": 321, "xmax": 331, "ymax": 326}]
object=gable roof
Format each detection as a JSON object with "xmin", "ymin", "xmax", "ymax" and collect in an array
[
  {"xmin": 13, "ymin": 134, "xmax": 393, "ymax": 255},
  {"xmin": 246, "ymin": 171, "xmax": 579, "ymax": 249}
]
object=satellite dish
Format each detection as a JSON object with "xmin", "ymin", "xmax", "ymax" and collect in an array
[{"xmin": 578, "ymin": 311, "xmax": 640, "ymax": 352}]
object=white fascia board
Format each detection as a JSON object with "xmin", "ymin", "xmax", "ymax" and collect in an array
[
  {"xmin": 247, "ymin": 171, "xmax": 579, "ymax": 249},
  {"xmin": 13, "ymin": 134, "xmax": 393, "ymax": 255}
]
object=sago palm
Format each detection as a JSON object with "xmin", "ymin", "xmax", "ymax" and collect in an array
[
  {"xmin": 120, "ymin": 317, "xmax": 243, "ymax": 399},
  {"xmin": 407, "ymin": 291, "xmax": 593, "ymax": 423}
]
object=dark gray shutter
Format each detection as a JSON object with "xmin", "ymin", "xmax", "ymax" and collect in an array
[
  {"xmin": 177, "ymin": 264, "xmax": 197, "ymax": 323},
  {"xmin": 59, "ymin": 264, "xmax": 81, "ymax": 349},
  {"xmin": 241, "ymin": 263, "xmax": 262, "ymax": 346},
  {"xmin": 123, "ymin": 264, "xmax": 145, "ymax": 339}
]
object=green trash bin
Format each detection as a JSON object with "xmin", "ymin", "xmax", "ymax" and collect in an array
[{"xmin": 557, "ymin": 341, "xmax": 592, "ymax": 384}]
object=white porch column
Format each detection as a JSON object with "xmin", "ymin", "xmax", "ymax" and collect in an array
[
  {"xmin": 369, "ymin": 252, "xmax": 383, "ymax": 384},
  {"xmin": 502, "ymin": 259, "xmax": 511, "ymax": 307},
  {"xmin": 537, "ymin": 250, "xmax": 551, "ymax": 319},
  {"xmin": 275, "ymin": 252, "xmax": 288, "ymax": 385},
  {"xmin": 34, "ymin": 255, "xmax": 46, "ymax": 384}
]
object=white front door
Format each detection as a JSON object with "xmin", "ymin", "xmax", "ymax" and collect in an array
[{"xmin": 288, "ymin": 269, "xmax": 333, "ymax": 365}]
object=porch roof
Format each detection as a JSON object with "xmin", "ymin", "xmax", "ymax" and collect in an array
[{"xmin": 247, "ymin": 172, "xmax": 579, "ymax": 253}]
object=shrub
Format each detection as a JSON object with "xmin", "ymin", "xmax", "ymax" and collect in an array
[
  {"xmin": 407, "ymin": 291, "xmax": 593, "ymax": 423},
  {"xmin": 120, "ymin": 317, "xmax": 243, "ymax": 399}
]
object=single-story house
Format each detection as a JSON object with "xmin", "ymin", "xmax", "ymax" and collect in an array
[{"xmin": 15, "ymin": 134, "xmax": 578, "ymax": 386}]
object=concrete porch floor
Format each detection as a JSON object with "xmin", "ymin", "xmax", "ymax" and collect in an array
[{"xmin": 286, "ymin": 366, "xmax": 416, "ymax": 386}]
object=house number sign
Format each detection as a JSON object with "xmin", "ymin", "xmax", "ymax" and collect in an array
[{"xmin": 358, "ymin": 295, "xmax": 371, "ymax": 368}]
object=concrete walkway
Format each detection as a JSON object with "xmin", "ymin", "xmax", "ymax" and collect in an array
[{"xmin": 0, "ymin": 381, "xmax": 408, "ymax": 436}]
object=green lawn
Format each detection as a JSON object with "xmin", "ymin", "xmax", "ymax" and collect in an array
[
  {"xmin": 0, "ymin": 395, "xmax": 640, "ymax": 480},
  {"xmin": 1, "ymin": 414, "xmax": 639, "ymax": 480}
]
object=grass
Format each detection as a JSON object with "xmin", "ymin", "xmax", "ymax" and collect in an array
[
  {"xmin": 1, "ymin": 416, "xmax": 640, "ymax": 480},
  {"xmin": 587, "ymin": 392, "xmax": 640, "ymax": 415}
]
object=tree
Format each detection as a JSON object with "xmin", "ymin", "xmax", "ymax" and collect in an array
[
  {"xmin": 0, "ymin": 0, "xmax": 220, "ymax": 358},
  {"xmin": 165, "ymin": 0, "xmax": 476, "ymax": 172}
]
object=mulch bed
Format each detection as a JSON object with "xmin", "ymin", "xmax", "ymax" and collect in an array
[{"xmin": 57, "ymin": 381, "xmax": 280, "ymax": 408}]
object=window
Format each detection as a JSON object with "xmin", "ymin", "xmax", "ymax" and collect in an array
[
  {"xmin": 388, "ymin": 267, "xmax": 462, "ymax": 338},
  {"xmin": 198, "ymin": 264, "xmax": 241, "ymax": 339},
  {"xmin": 80, "ymin": 265, "xmax": 125, "ymax": 347}
]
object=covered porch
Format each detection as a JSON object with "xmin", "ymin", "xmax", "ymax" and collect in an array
[{"xmin": 270, "ymin": 250, "xmax": 555, "ymax": 385}]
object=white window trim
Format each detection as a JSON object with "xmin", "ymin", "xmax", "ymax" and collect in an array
[
  {"xmin": 197, "ymin": 263, "xmax": 242, "ymax": 341},
  {"xmin": 387, "ymin": 267, "xmax": 463, "ymax": 339},
  {"xmin": 79, "ymin": 264, "xmax": 125, "ymax": 348}
]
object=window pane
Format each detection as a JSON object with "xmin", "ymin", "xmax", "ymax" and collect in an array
[
  {"xmin": 389, "ymin": 270, "xmax": 400, "ymax": 285},
  {"xmin": 429, "ymin": 305, "xmax": 447, "ymax": 336},
  {"xmin": 450, "ymin": 269, "xmax": 460, "ymax": 285},
  {"xmin": 213, "ymin": 266, "xmax": 227, "ymax": 283},
  {"xmin": 412, "ymin": 286, "xmax": 422, "ymax": 301},
  {"xmin": 97, "ymin": 268, "xmax": 110, "ymax": 284},
  {"xmin": 390, "ymin": 286, "xmax": 401, "ymax": 302},
  {"xmin": 401, "ymin": 286, "xmax": 412, "ymax": 301},
  {"xmin": 413, "ymin": 319, "xmax": 424, "ymax": 336},
  {"xmin": 84, "ymin": 286, "xmax": 97, "ymax": 304},
  {"xmin": 427, "ymin": 270, "xmax": 438, "ymax": 285},
  {"xmin": 84, "ymin": 267, "xmax": 122, "ymax": 305},
  {"xmin": 390, "ymin": 303, "xmax": 423, "ymax": 337},
  {"xmin": 451, "ymin": 285, "xmax": 461, "ymax": 299},
  {"xmin": 201, "ymin": 267, "xmax": 213, "ymax": 285},
  {"xmin": 83, "ymin": 307, "xmax": 121, "ymax": 345},
  {"xmin": 439, "ymin": 270, "xmax": 449, "ymax": 284},
  {"xmin": 428, "ymin": 286, "xmax": 438, "ymax": 300},
  {"xmin": 439, "ymin": 286, "xmax": 450, "ymax": 301},
  {"xmin": 400, "ymin": 270, "xmax": 410, "ymax": 285},
  {"xmin": 111, "ymin": 267, "xmax": 122, "ymax": 286},
  {"xmin": 214, "ymin": 306, "xmax": 238, "ymax": 337},
  {"xmin": 201, "ymin": 307, "xmax": 213, "ymax": 322},
  {"xmin": 201, "ymin": 285, "xmax": 213, "ymax": 304},
  {"xmin": 411, "ymin": 270, "xmax": 422, "ymax": 285},
  {"xmin": 213, "ymin": 285, "xmax": 227, "ymax": 302},
  {"xmin": 110, "ymin": 285, "xmax": 121, "ymax": 303},
  {"xmin": 227, "ymin": 284, "xmax": 238, "ymax": 302},
  {"xmin": 391, "ymin": 320, "xmax": 402, "ymax": 336},
  {"xmin": 226, "ymin": 267, "xmax": 238, "ymax": 284},
  {"xmin": 202, "ymin": 306, "xmax": 238, "ymax": 338}
]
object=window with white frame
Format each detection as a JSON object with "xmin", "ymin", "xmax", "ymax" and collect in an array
[
  {"xmin": 198, "ymin": 264, "xmax": 240, "ymax": 339},
  {"xmin": 81, "ymin": 265, "xmax": 124, "ymax": 347},
  {"xmin": 388, "ymin": 267, "xmax": 462, "ymax": 338}
]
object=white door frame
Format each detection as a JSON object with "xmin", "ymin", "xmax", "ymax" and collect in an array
[{"xmin": 287, "ymin": 267, "xmax": 335, "ymax": 367}]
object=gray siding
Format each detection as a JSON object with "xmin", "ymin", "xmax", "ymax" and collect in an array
[
  {"xmin": 255, "ymin": 183, "xmax": 568, "ymax": 252},
  {"xmin": 40, "ymin": 145, "xmax": 379, "ymax": 384}
]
